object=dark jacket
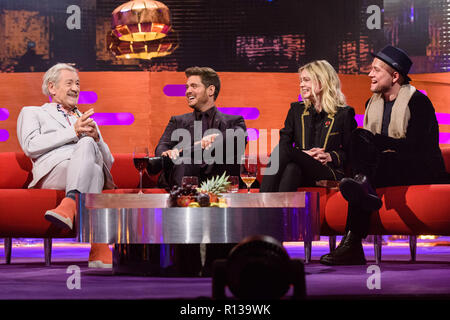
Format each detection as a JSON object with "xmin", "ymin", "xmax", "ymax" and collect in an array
[
  {"xmin": 370, "ymin": 90, "xmax": 448, "ymax": 184},
  {"xmin": 279, "ymin": 101, "xmax": 357, "ymax": 179},
  {"xmin": 155, "ymin": 108, "xmax": 247, "ymax": 188}
]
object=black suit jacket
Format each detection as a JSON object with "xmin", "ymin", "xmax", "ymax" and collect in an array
[
  {"xmin": 279, "ymin": 102, "xmax": 357, "ymax": 179},
  {"xmin": 155, "ymin": 108, "xmax": 247, "ymax": 188}
]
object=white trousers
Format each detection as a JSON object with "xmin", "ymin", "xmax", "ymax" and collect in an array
[{"xmin": 36, "ymin": 137, "xmax": 105, "ymax": 193}]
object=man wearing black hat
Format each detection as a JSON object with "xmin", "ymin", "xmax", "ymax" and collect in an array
[{"xmin": 320, "ymin": 45, "xmax": 449, "ymax": 265}]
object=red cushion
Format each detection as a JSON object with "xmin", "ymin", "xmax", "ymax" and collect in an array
[
  {"xmin": 109, "ymin": 154, "xmax": 160, "ymax": 189},
  {"xmin": 110, "ymin": 153, "xmax": 140, "ymax": 189},
  {"xmin": 0, "ymin": 152, "xmax": 32, "ymax": 189},
  {"xmin": 323, "ymin": 184, "xmax": 450, "ymax": 235},
  {"xmin": 0, "ymin": 189, "xmax": 74, "ymax": 237}
]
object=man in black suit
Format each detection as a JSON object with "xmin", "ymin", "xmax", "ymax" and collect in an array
[
  {"xmin": 155, "ymin": 66, "xmax": 247, "ymax": 189},
  {"xmin": 320, "ymin": 45, "xmax": 449, "ymax": 265}
]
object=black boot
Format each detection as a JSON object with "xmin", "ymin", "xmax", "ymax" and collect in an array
[
  {"xmin": 339, "ymin": 174, "xmax": 382, "ymax": 212},
  {"xmin": 319, "ymin": 231, "xmax": 366, "ymax": 266}
]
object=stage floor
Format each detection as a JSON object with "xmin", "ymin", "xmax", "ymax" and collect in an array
[{"xmin": 1, "ymin": 239, "xmax": 450, "ymax": 301}]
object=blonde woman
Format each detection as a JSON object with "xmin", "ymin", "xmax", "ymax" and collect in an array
[{"xmin": 260, "ymin": 60, "xmax": 357, "ymax": 192}]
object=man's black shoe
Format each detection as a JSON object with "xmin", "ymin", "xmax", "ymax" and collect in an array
[
  {"xmin": 319, "ymin": 231, "xmax": 366, "ymax": 266},
  {"xmin": 339, "ymin": 174, "xmax": 382, "ymax": 211}
]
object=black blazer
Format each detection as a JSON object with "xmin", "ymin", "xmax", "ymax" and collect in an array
[
  {"xmin": 155, "ymin": 108, "xmax": 247, "ymax": 187},
  {"xmin": 279, "ymin": 102, "xmax": 357, "ymax": 179}
]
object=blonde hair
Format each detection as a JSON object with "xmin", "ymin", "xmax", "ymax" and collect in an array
[{"xmin": 299, "ymin": 60, "xmax": 346, "ymax": 115}]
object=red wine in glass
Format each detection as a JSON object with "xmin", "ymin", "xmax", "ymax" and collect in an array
[
  {"xmin": 133, "ymin": 158, "xmax": 148, "ymax": 171},
  {"xmin": 133, "ymin": 147, "xmax": 149, "ymax": 194}
]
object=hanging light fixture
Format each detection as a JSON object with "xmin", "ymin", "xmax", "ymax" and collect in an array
[
  {"xmin": 111, "ymin": 0, "xmax": 172, "ymax": 42},
  {"xmin": 107, "ymin": 28, "xmax": 179, "ymax": 60}
]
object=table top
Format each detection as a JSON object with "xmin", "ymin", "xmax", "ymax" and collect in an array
[{"xmin": 82, "ymin": 191, "xmax": 311, "ymax": 209}]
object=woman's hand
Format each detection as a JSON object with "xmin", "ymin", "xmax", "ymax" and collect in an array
[{"xmin": 303, "ymin": 148, "xmax": 331, "ymax": 165}]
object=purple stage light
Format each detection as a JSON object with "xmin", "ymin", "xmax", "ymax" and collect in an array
[
  {"xmin": 0, "ymin": 129, "xmax": 9, "ymax": 142},
  {"xmin": 418, "ymin": 89, "xmax": 428, "ymax": 96},
  {"xmin": 77, "ymin": 91, "xmax": 98, "ymax": 104},
  {"xmin": 355, "ymin": 114, "xmax": 364, "ymax": 127},
  {"xmin": 247, "ymin": 128, "xmax": 259, "ymax": 141},
  {"xmin": 439, "ymin": 132, "xmax": 450, "ymax": 144},
  {"xmin": 49, "ymin": 91, "xmax": 98, "ymax": 104},
  {"xmin": 91, "ymin": 113, "xmax": 135, "ymax": 126},
  {"xmin": 218, "ymin": 107, "xmax": 260, "ymax": 120},
  {"xmin": 436, "ymin": 113, "xmax": 450, "ymax": 125},
  {"xmin": 163, "ymin": 84, "xmax": 186, "ymax": 96},
  {"xmin": 0, "ymin": 108, "xmax": 9, "ymax": 121}
]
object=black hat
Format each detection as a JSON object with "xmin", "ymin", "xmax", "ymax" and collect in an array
[{"xmin": 371, "ymin": 45, "xmax": 412, "ymax": 82}]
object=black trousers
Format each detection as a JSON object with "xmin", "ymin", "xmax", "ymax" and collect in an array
[
  {"xmin": 345, "ymin": 128, "xmax": 413, "ymax": 238},
  {"xmin": 260, "ymin": 143, "xmax": 335, "ymax": 192}
]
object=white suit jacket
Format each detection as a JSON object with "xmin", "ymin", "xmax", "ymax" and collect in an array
[{"xmin": 17, "ymin": 103, "xmax": 115, "ymax": 189}]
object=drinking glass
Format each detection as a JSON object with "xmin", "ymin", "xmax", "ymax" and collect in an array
[
  {"xmin": 133, "ymin": 146, "xmax": 149, "ymax": 194},
  {"xmin": 227, "ymin": 176, "xmax": 239, "ymax": 193},
  {"xmin": 240, "ymin": 155, "xmax": 257, "ymax": 193}
]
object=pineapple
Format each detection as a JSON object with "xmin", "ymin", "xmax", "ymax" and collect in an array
[{"xmin": 197, "ymin": 172, "xmax": 231, "ymax": 203}]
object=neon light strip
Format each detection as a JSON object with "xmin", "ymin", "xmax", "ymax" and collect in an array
[
  {"xmin": 218, "ymin": 107, "xmax": 260, "ymax": 120},
  {"xmin": 436, "ymin": 113, "xmax": 450, "ymax": 125},
  {"xmin": 355, "ymin": 114, "xmax": 364, "ymax": 127},
  {"xmin": 247, "ymin": 128, "xmax": 259, "ymax": 141},
  {"xmin": 0, "ymin": 108, "xmax": 9, "ymax": 121},
  {"xmin": 77, "ymin": 91, "xmax": 98, "ymax": 104},
  {"xmin": 439, "ymin": 132, "xmax": 450, "ymax": 144},
  {"xmin": 91, "ymin": 113, "xmax": 134, "ymax": 126},
  {"xmin": 163, "ymin": 84, "xmax": 186, "ymax": 96},
  {"xmin": 49, "ymin": 91, "xmax": 98, "ymax": 104},
  {"xmin": 0, "ymin": 129, "xmax": 9, "ymax": 142}
]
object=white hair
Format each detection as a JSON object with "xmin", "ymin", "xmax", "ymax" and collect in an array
[{"xmin": 42, "ymin": 63, "xmax": 78, "ymax": 96}]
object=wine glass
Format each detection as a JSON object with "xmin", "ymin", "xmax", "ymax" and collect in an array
[
  {"xmin": 227, "ymin": 176, "xmax": 239, "ymax": 193},
  {"xmin": 240, "ymin": 155, "xmax": 257, "ymax": 193},
  {"xmin": 133, "ymin": 146, "xmax": 149, "ymax": 194}
]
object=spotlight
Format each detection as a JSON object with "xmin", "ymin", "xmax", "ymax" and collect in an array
[{"xmin": 212, "ymin": 235, "xmax": 306, "ymax": 300}]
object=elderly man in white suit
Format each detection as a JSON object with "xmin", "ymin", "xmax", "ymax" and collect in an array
[{"xmin": 17, "ymin": 63, "xmax": 114, "ymax": 268}]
